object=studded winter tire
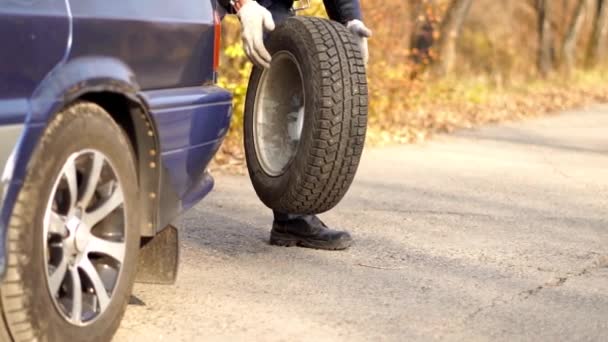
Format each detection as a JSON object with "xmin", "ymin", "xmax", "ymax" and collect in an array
[{"xmin": 244, "ymin": 16, "xmax": 368, "ymax": 214}]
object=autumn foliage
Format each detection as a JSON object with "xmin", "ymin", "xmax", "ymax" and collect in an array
[{"xmin": 213, "ymin": 0, "xmax": 608, "ymax": 171}]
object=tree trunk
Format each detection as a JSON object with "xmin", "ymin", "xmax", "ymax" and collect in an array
[
  {"xmin": 537, "ymin": 0, "xmax": 554, "ymax": 76},
  {"xmin": 562, "ymin": 0, "xmax": 590, "ymax": 71},
  {"xmin": 432, "ymin": 0, "xmax": 474, "ymax": 75},
  {"xmin": 410, "ymin": 0, "xmax": 436, "ymax": 66},
  {"xmin": 587, "ymin": 0, "xmax": 608, "ymax": 67}
]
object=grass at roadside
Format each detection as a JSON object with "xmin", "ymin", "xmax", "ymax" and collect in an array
[{"xmin": 211, "ymin": 69, "xmax": 608, "ymax": 174}]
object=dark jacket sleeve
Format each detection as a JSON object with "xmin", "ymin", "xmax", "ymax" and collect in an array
[
  {"xmin": 322, "ymin": 0, "xmax": 362, "ymax": 24},
  {"xmin": 217, "ymin": 0, "xmax": 234, "ymax": 14}
]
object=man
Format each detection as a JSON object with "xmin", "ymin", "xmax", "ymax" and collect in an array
[{"xmin": 218, "ymin": 0, "xmax": 371, "ymax": 250}]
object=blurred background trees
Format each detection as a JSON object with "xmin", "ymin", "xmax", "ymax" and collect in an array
[
  {"xmin": 587, "ymin": 0, "xmax": 608, "ymax": 67},
  {"xmin": 364, "ymin": 0, "xmax": 608, "ymax": 78},
  {"xmin": 216, "ymin": 0, "xmax": 608, "ymax": 158}
]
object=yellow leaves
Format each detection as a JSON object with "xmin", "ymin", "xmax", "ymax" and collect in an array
[
  {"xmin": 299, "ymin": 1, "xmax": 328, "ymax": 18},
  {"xmin": 215, "ymin": 66, "xmax": 608, "ymax": 173},
  {"xmin": 225, "ymin": 42, "xmax": 246, "ymax": 59}
]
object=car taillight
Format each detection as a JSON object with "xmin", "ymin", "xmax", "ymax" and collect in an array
[{"xmin": 213, "ymin": 11, "xmax": 221, "ymax": 74}]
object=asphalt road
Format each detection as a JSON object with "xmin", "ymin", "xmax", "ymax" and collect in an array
[{"xmin": 115, "ymin": 106, "xmax": 608, "ymax": 341}]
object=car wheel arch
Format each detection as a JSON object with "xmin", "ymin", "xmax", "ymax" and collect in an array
[
  {"xmin": 23, "ymin": 57, "xmax": 162, "ymax": 237},
  {"xmin": 74, "ymin": 90, "xmax": 160, "ymax": 237}
]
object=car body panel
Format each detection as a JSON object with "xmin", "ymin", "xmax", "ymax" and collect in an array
[
  {"xmin": 145, "ymin": 86, "xmax": 232, "ymax": 151},
  {"xmin": 0, "ymin": 0, "xmax": 232, "ymax": 276},
  {"xmin": 0, "ymin": 0, "xmax": 70, "ymax": 119},
  {"xmin": 30, "ymin": 57, "xmax": 140, "ymax": 123},
  {"xmin": 69, "ymin": 0, "xmax": 216, "ymax": 90}
]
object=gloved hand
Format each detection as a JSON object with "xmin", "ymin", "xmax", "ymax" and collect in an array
[
  {"xmin": 346, "ymin": 19, "xmax": 372, "ymax": 66},
  {"xmin": 237, "ymin": 0, "xmax": 275, "ymax": 68}
]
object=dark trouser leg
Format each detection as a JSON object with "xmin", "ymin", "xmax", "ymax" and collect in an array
[
  {"xmin": 263, "ymin": 0, "xmax": 294, "ymax": 24},
  {"xmin": 273, "ymin": 211, "xmax": 305, "ymax": 222}
]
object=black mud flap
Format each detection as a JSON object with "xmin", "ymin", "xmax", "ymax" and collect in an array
[{"xmin": 135, "ymin": 225, "xmax": 179, "ymax": 285}]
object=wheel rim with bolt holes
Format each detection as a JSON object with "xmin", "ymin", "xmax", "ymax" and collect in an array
[
  {"xmin": 253, "ymin": 51, "xmax": 305, "ymax": 176},
  {"xmin": 43, "ymin": 150, "xmax": 127, "ymax": 326}
]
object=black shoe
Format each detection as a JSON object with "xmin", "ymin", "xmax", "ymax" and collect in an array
[{"xmin": 270, "ymin": 214, "xmax": 353, "ymax": 250}]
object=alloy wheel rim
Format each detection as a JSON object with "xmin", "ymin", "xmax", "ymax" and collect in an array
[
  {"xmin": 43, "ymin": 150, "xmax": 126, "ymax": 326},
  {"xmin": 253, "ymin": 51, "xmax": 306, "ymax": 176}
]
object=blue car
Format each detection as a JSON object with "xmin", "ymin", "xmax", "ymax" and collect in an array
[{"xmin": 0, "ymin": 1, "xmax": 231, "ymax": 340}]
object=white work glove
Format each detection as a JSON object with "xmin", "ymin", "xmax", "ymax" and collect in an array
[
  {"xmin": 237, "ymin": 1, "xmax": 275, "ymax": 68},
  {"xmin": 346, "ymin": 19, "xmax": 372, "ymax": 66}
]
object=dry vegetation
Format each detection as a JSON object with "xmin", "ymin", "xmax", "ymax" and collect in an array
[{"xmin": 212, "ymin": 0, "xmax": 608, "ymax": 172}]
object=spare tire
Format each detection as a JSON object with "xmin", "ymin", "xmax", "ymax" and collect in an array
[{"xmin": 244, "ymin": 16, "xmax": 368, "ymax": 214}]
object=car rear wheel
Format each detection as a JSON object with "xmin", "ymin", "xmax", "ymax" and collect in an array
[{"xmin": 0, "ymin": 102, "xmax": 139, "ymax": 341}]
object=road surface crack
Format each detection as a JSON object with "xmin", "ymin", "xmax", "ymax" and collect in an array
[
  {"xmin": 519, "ymin": 256, "xmax": 607, "ymax": 299},
  {"xmin": 466, "ymin": 255, "xmax": 608, "ymax": 322}
]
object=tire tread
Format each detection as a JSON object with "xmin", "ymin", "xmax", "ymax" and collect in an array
[{"xmin": 284, "ymin": 17, "xmax": 367, "ymax": 213}]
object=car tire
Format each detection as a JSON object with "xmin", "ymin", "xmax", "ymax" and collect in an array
[
  {"xmin": 0, "ymin": 102, "xmax": 140, "ymax": 341},
  {"xmin": 244, "ymin": 16, "xmax": 368, "ymax": 214}
]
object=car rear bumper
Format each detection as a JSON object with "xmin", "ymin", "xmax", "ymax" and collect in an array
[{"xmin": 143, "ymin": 85, "xmax": 232, "ymax": 231}]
